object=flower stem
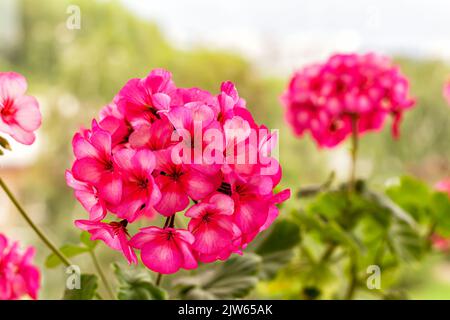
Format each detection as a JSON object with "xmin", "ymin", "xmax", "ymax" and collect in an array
[
  {"xmin": 344, "ymin": 254, "xmax": 358, "ymax": 300},
  {"xmin": 349, "ymin": 115, "xmax": 359, "ymax": 191},
  {"xmin": 0, "ymin": 177, "xmax": 72, "ymax": 267},
  {"xmin": 89, "ymin": 250, "xmax": 115, "ymax": 300},
  {"xmin": 155, "ymin": 273, "xmax": 163, "ymax": 286}
]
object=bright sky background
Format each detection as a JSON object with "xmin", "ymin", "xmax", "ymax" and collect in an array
[{"xmin": 120, "ymin": 0, "xmax": 450, "ymax": 73}]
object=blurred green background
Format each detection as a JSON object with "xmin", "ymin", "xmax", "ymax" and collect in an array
[{"xmin": 0, "ymin": 0, "xmax": 449, "ymax": 299}]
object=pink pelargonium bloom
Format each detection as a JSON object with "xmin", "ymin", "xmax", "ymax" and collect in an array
[
  {"xmin": 186, "ymin": 193, "xmax": 241, "ymax": 262},
  {"xmin": 153, "ymin": 148, "xmax": 221, "ymax": 216},
  {"xmin": 0, "ymin": 234, "xmax": 40, "ymax": 300},
  {"xmin": 112, "ymin": 149, "xmax": 161, "ymax": 222},
  {"xmin": 130, "ymin": 226, "xmax": 197, "ymax": 274},
  {"xmin": 116, "ymin": 69, "xmax": 176, "ymax": 127},
  {"xmin": 0, "ymin": 72, "xmax": 41, "ymax": 145},
  {"xmin": 75, "ymin": 219, "xmax": 137, "ymax": 264},
  {"xmin": 281, "ymin": 53, "xmax": 415, "ymax": 148},
  {"xmin": 71, "ymin": 127, "xmax": 122, "ymax": 205}
]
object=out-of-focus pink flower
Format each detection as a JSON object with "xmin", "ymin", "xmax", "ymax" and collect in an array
[
  {"xmin": 281, "ymin": 53, "xmax": 415, "ymax": 148},
  {"xmin": 443, "ymin": 80, "xmax": 450, "ymax": 105},
  {"xmin": 67, "ymin": 68, "xmax": 290, "ymax": 272},
  {"xmin": 431, "ymin": 234, "xmax": 450, "ymax": 253},
  {"xmin": 75, "ymin": 219, "xmax": 137, "ymax": 264},
  {"xmin": 130, "ymin": 227, "xmax": 197, "ymax": 274},
  {"xmin": 0, "ymin": 72, "xmax": 41, "ymax": 145},
  {"xmin": 0, "ymin": 234, "xmax": 40, "ymax": 300},
  {"xmin": 435, "ymin": 179, "xmax": 450, "ymax": 197}
]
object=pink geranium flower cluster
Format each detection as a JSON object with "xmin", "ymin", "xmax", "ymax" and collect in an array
[
  {"xmin": 67, "ymin": 69, "xmax": 290, "ymax": 274},
  {"xmin": 281, "ymin": 53, "xmax": 415, "ymax": 148},
  {"xmin": 0, "ymin": 234, "xmax": 40, "ymax": 300},
  {"xmin": 0, "ymin": 72, "xmax": 41, "ymax": 145}
]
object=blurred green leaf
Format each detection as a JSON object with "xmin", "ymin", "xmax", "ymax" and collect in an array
[
  {"xmin": 386, "ymin": 176, "xmax": 432, "ymax": 223},
  {"xmin": 387, "ymin": 219, "xmax": 424, "ymax": 262},
  {"xmin": 255, "ymin": 219, "xmax": 301, "ymax": 280},
  {"xmin": 363, "ymin": 189, "xmax": 417, "ymax": 228},
  {"xmin": 0, "ymin": 136, "xmax": 11, "ymax": 151},
  {"xmin": 113, "ymin": 264, "xmax": 167, "ymax": 300},
  {"xmin": 45, "ymin": 244, "xmax": 89, "ymax": 268},
  {"xmin": 63, "ymin": 274, "xmax": 98, "ymax": 300},
  {"xmin": 176, "ymin": 254, "xmax": 261, "ymax": 299},
  {"xmin": 430, "ymin": 192, "xmax": 450, "ymax": 236}
]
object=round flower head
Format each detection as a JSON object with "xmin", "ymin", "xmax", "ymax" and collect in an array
[
  {"xmin": 0, "ymin": 234, "xmax": 41, "ymax": 300},
  {"xmin": 67, "ymin": 68, "xmax": 290, "ymax": 274},
  {"xmin": 0, "ymin": 72, "xmax": 41, "ymax": 145},
  {"xmin": 281, "ymin": 53, "xmax": 415, "ymax": 148}
]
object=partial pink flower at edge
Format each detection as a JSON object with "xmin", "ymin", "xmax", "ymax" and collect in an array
[
  {"xmin": 0, "ymin": 72, "xmax": 41, "ymax": 145},
  {"xmin": 0, "ymin": 233, "xmax": 41, "ymax": 300}
]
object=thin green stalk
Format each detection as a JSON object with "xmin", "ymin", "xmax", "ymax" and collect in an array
[
  {"xmin": 319, "ymin": 243, "xmax": 337, "ymax": 264},
  {"xmin": 349, "ymin": 115, "xmax": 359, "ymax": 192},
  {"xmin": 0, "ymin": 177, "xmax": 72, "ymax": 267},
  {"xmin": 155, "ymin": 273, "xmax": 163, "ymax": 287},
  {"xmin": 89, "ymin": 250, "xmax": 115, "ymax": 300},
  {"xmin": 344, "ymin": 254, "xmax": 358, "ymax": 300}
]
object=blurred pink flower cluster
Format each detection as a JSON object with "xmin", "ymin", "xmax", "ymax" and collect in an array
[
  {"xmin": 0, "ymin": 234, "xmax": 40, "ymax": 300},
  {"xmin": 0, "ymin": 72, "xmax": 41, "ymax": 145},
  {"xmin": 67, "ymin": 69, "xmax": 289, "ymax": 274},
  {"xmin": 444, "ymin": 80, "xmax": 450, "ymax": 105},
  {"xmin": 281, "ymin": 53, "xmax": 415, "ymax": 148}
]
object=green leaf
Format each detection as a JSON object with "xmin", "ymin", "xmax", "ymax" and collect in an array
[
  {"xmin": 113, "ymin": 264, "xmax": 167, "ymax": 300},
  {"xmin": 387, "ymin": 219, "xmax": 424, "ymax": 262},
  {"xmin": 0, "ymin": 136, "xmax": 11, "ymax": 151},
  {"xmin": 430, "ymin": 192, "xmax": 450, "ymax": 236},
  {"xmin": 80, "ymin": 231, "xmax": 98, "ymax": 250},
  {"xmin": 176, "ymin": 253, "xmax": 261, "ymax": 299},
  {"xmin": 294, "ymin": 211, "xmax": 362, "ymax": 253},
  {"xmin": 386, "ymin": 176, "xmax": 432, "ymax": 222},
  {"xmin": 255, "ymin": 219, "xmax": 301, "ymax": 280},
  {"xmin": 45, "ymin": 244, "xmax": 89, "ymax": 268},
  {"xmin": 307, "ymin": 192, "xmax": 348, "ymax": 220},
  {"xmin": 363, "ymin": 189, "xmax": 418, "ymax": 228},
  {"xmin": 63, "ymin": 274, "xmax": 98, "ymax": 300}
]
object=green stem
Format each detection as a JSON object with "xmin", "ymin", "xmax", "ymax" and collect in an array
[
  {"xmin": 155, "ymin": 273, "xmax": 163, "ymax": 286},
  {"xmin": 349, "ymin": 115, "xmax": 359, "ymax": 192},
  {"xmin": 0, "ymin": 177, "xmax": 72, "ymax": 267},
  {"xmin": 319, "ymin": 243, "xmax": 337, "ymax": 264},
  {"xmin": 89, "ymin": 250, "xmax": 115, "ymax": 300},
  {"xmin": 344, "ymin": 254, "xmax": 358, "ymax": 300}
]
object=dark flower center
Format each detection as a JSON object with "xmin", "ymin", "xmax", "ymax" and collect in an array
[
  {"xmin": 109, "ymin": 219, "xmax": 129, "ymax": 236},
  {"xmin": 217, "ymin": 182, "xmax": 232, "ymax": 196}
]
